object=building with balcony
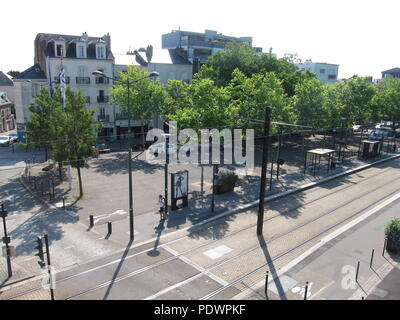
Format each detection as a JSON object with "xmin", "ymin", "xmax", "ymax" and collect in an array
[
  {"xmin": 296, "ymin": 59, "xmax": 339, "ymax": 84},
  {"xmin": 162, "ymin": 29, "xmax": 262, "ymax": 71},
  {"xmin": 0, "ymin": 92, "xmax": 15, "ymax": 133},
  {"xmin": 13, "ymin": 32, "xmax": 115, "ymax": 142}
]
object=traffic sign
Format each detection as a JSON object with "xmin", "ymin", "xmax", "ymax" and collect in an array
[
  {"xmin": 2, "ymin": 236, "xmax": 11, "ymax": 244},
  {"xmin": 2, "ymin": 245, "xmax": 15, "ymax": 257}
]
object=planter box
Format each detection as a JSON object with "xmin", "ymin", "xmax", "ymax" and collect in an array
[{"xmin": 386, "ymin": 234, "xmax": 400, "ymax": 253}]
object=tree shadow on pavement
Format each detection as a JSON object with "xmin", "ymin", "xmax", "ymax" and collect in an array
[{"xmin": 0, "ymin": 176, "xmax": 79, "ymax": 257}]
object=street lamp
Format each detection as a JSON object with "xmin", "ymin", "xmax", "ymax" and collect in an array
[{"xmin": 92, "ymin": 69, "xmax": 159, "ymax": 241}]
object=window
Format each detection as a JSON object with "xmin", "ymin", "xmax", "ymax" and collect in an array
[
  {"xmin": 77, "ymin": 45, "xmax": 86, "ymax": 58},
  {"xmin": 32, "ymin": 83, "xmax": 40, "ymax": 97},
  {"xmin": 56, "ymin": 44, "xmax": 64, "ymax": 57},
  {"xmin": 320, "ymin": 68, "xmax": 325, "ymax": 74},
  {"xmin": 96, "ymin": 46, "xmax": 105, "ymax": 59}
]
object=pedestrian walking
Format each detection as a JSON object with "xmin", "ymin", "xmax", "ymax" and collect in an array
[{"xmin": 158, "ymin": 194, "xmax": 166, "ymax": 222}]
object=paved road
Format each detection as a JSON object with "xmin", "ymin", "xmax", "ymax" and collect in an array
[{"xmin": 2, "ymin": 160, "xmax": 399, "ymax": 300}]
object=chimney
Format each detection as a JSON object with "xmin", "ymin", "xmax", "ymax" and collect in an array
[
  {"xmin": 104, "ymin": 33, "xmax": 113, "ymax": 59},
  {"xmin": 146, "ymin": 45, "xmax": 153, "ymax": 63}
]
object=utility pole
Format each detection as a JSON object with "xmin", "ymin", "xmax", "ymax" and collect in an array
[
  {"xmin": 128, "ymin": 148, "xmax": 134, "ymax": 241},
  {"xmin": 43, "ymin": 234, "xmax": 55, "ymax": 300},
  {"xmin": 165, "ymin": 133, "xmax": 169, "ymax": 216},
  {"xmin": 257, "ymin": 106, "xmax": 272, "ymax": 236},
  {"xmin": 1, "ymin": 204, "xmax": 12, "ymax": 277}
]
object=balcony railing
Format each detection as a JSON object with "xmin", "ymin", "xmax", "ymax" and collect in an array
[
  {"xmin": 76, "ymin": 77, "xmax": 90, "ymax": 84},
  {"xmin": 95, "ymin": 77, "xmax": 110, "ymax": 84},
  {"xmin": 115, "ymin": 113, "xmax": 130, "ymax": 120},
  {"xmin": 98, "ymin": 115, "xmax": 110, "ymax": 122},
  {"xmin": 97, "ymin": 96, "xmax": 110, "ymax": 103}
]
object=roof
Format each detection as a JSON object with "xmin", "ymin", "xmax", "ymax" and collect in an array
[
  {"xmin": 0, "ymin": 71, "xmax": 13, "ymax": 86},
  {"xmin": 36, "ymin": 32, "xmax": 106, "ymax": 44},
  {"xmin": 137, "ymin": 49, "xmax": 192, "ymax": 65},
  {"xmin": 15, "ymin": 64, "xmax": 47, "ymax": 80},
  {"xmin": 114, "ymin": 54, "xmax": 141, "ymax": 66},
  {"xmin": 382, "ymin": 68, "xmax": 400, "ymax": 74}
]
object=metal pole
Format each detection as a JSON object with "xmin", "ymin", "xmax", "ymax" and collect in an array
[
  {"xmin": 128, "ymin": 148, "xmax": 134, "ymax": 241},
  {"xmin": 211, "ymin": 164, "xmax": 216, "ymax": 212},
  {"xmin": 304, "ymin": 281, "xmax": 309, "ymax": 300},
  {"xmin": 89, "ymin": 215, "xmax": 94, "ymax": 228},
  {"xmin": 382, "ymin": 238, "xmax": 387, "ymax": 256},
  {"xmin": 257, "ymin": 106, "xmax": 272, "ymax": 236},
  {"xmin": 269, "ymin": 159, "xmax": 274, "ymax": 191},
  {"xmin": 108, "ymin": 221, "xmax": 112, "ymax": 235},
  {"xmin": 264, "ymin": 270, "xmax": 269, "ymax": 299},
  {"xmin": 43, "ymin": 234, "xmax": 54, "ymax": 300},
  {"xmin": 127, "ymin": 77, "xmax": 131, "ymax": 147},
  {"xmin": 62, "ymin": 196, "xmax": 65, "ymax": 210},
  {"xmin": 355, "ymin": 261, "xmax": 360, "ymax": 282},
  {"xmin": 1, "ymin": 204, "xmax": 12, "ymax": 277},
  {"xmin": 200, "ymin": 165, "xmax": 204, "ymax": 195},
  {"xmin": 370, "ymin": 249, "xmax": 375, "ymax": 269},
  {"xmin": 276, "ymin": 129, "xmax": 282, "ymax": 180},
  {"xmin": 165, "ymin": 134, "xmax": 169, "ymax": 216}
]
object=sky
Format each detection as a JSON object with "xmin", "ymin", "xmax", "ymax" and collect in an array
[{"xmin": 1, "ymin": 0, "xmax": 399, "ymax": 79}]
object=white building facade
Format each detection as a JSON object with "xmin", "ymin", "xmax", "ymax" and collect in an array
[{"xmin": 296, "ymin": 59, "xmax": 339, "ymax": 84}]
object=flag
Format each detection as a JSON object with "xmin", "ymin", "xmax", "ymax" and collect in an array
[
  {"xmin": 47, "ymin": 56, "xmax": 53, "ymax": 98},
  {"xmin": 60, "ymin": 47, "xmax": 66, "ymax": 107}
]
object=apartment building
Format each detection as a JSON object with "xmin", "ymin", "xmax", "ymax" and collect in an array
[
  {"xmin": 162, "ymin": 29, "xmax": 262, "ymax": 70},
  {"xmin": 296, "ymin": 59, "xmax": 339, "ymax": 84}
]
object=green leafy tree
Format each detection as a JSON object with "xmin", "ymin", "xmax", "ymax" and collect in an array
[
  {"xmin": 112, "ymin": 66, "xmax": 165, "ymax": 148},
  {"xmin": 293, "ymin": 77, "xmax": 328, "ymax": 129},
  {"xmin": 62, "ymin": 87, "xmax": 100, "ymax": 198},
  {"xmin": 372, "ymin": 78, "xmax": 400, "ymax": 123},
  {"xmin": 27, "ymin": 88, "xmax": 62, "ymax": 161}
]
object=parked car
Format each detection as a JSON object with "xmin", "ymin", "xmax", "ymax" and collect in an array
[
  {"xmin": 368, "ymin": 129, "xmax": 395, "ymax": 141},
  {"xmin": 95, "ymin": 140, "xmax": 110, "ymax": 153},
  {"xmin": 8, "ymin": 132, "xmax": 18, "ymax": 143},
  {"xmin": 0, "ymin": 136, "xmax": 12, "ymax": 146}
]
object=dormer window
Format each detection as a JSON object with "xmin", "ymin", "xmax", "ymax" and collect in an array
[
  {"xmin": 96, "ymin": 45, "xmax": 106, "ymax": 59},
  {"xmin": 54, "ymin": 41, "xmax": 66, "ymax": 57},
  {"xmin": 77, "ymin": 43, "xmax": 87, "ymax": 58}
]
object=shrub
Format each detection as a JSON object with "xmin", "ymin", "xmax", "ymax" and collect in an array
[
  {"xmin": 385, "ymin": 219, "xmax": 400, "ymax": 236},
  {"xmin": 215, "ymin": 170, "xmax": 239, "ymax": 187}
]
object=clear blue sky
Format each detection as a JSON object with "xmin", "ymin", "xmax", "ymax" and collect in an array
[{"xmin": 1, "ymin": 0, "xmax": 399, "ymax": 79}]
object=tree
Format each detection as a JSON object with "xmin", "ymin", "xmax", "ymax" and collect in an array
[
  {"xmin": 372, "ymin": 78, "xmax": 400, "ymax": 123},
  {"xmin": 62, "ymin": 87, "xmax": 100, "ymax": 198},
  {"xmin": 111, "ymin": 66, "xmax": 165, "ymax": 149},
  {"xmin": 293, "ymin": 78, "xmax": 328, "ymax": 129},
  {"xmin": 336, "ymin": 76, "xmax": 376, "ymax": 125},
  {"xmin": 26, "ymin": 88, "xmax": 62, "ymax": 161}
]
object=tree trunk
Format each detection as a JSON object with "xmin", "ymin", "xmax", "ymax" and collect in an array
[
  {"xmin": 58, "ymin": 162, "xmax": 63, "ymax": 181},
  {"xmin": 77, "ymin": 166, "xmax": 83, "ymax": 198},
  {"xmin": 141, "ymin": 119, "xmax": 145, "ymax": 150}
]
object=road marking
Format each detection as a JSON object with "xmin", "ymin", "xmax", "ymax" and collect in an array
[
  {"xmin": 125, "ymin": 230, "xmax": 139, "ymax": 236},
  {"xmin": 93, "ymin": 209, "xmax": 127, "ymax": 224},
  {"xmin": 268, "ymin": 275, "xmax": 298, "ymax": 295},
  {"xmin": 145, "ymin": 246, "xmax": 228, "ymax": 300},
  {"xmin": 232, "ymin": 190, "xmax": 400, "ymax": 300},
  {"xmin": 203, "ymin": 245, "xmax": 233, "ymax": 260}
]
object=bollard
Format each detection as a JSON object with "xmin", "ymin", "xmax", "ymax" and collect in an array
[
  {"xmin": 361, "ymin": 296, "xmax": 364, "ymax": 300},
  {"xmin": 264, "ymin": 270, "xmax": 269, "ymax": 299},
  {"xmin": 355, "ymin": 261, "xmax": 360, "ymax": 282},
  {"xmin": 382, "ymin": 238, "xmax": 387, "ymax": 257},
  {"xmin": 62, "ymin": 196, "xmax": 66, "ymax": 210},
  {"xmin": 370, "ymin": 249, "xmax": 375, "ymax": 269},
  {"xmin": 304, "ymin": 281, "xmax": 309, "ymax": 300},
  {"xmin": 89, "ymin": 215, "xmax": 94, "ymax": 228},
  {"xmin": 107, "ymin": 221, "xmax": 112, "ymax": 235}
]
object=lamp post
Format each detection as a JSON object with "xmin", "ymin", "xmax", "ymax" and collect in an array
[
  {"xmin": 162, "ymin": 132, "xmax": 171, "ymax": 217},
  {"xmin": 1, "ymin": 204, "xmax": 12, "ymax": 277},
  {"xmin": 92, "ymin": 70, "xmax": 159, "ymax": 241}
]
